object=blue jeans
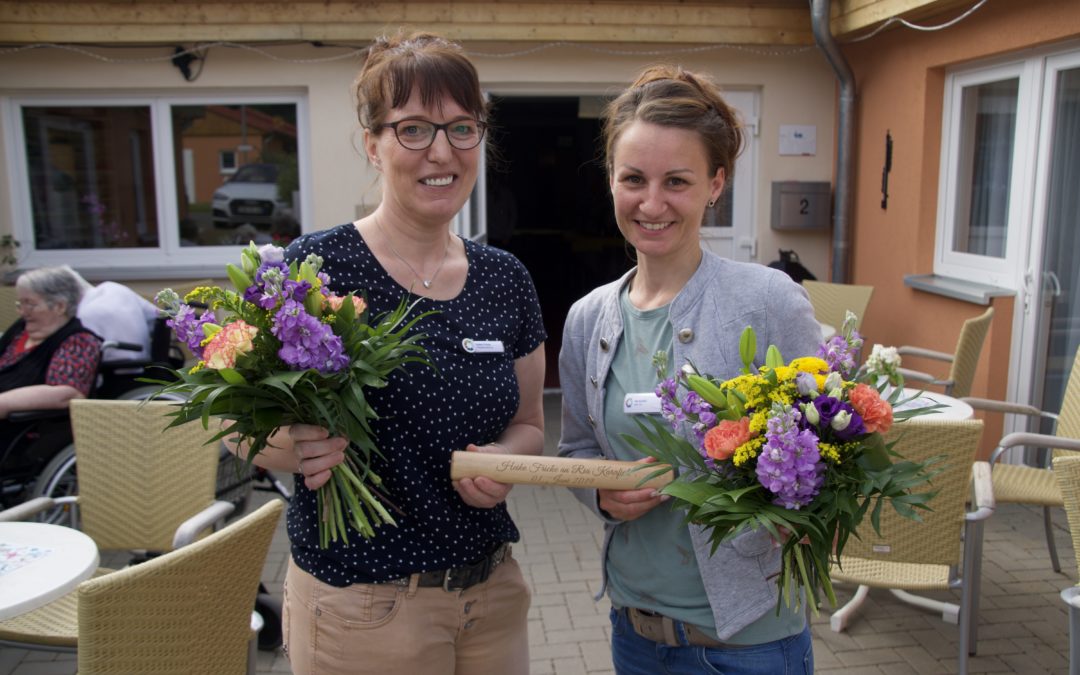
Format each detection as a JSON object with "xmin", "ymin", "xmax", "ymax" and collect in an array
[{"xmin": 610, "ymin": 608, "xmax": 814, "ymax": 675}]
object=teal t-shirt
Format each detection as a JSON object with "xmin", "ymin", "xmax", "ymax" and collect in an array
[{"xmin": 603, "ymin": 285, "xmax": 805, "ymax": 645}]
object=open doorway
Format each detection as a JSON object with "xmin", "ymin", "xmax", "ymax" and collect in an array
[{"xmin": 486, "ymin": 95, "xmax": 632, "ymax": 390}]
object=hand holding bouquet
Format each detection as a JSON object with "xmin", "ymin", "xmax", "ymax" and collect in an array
[
  {"xmin": 626, "ymin": 313, "xmax": 941, "ymax": 613},
  {"xmin": 151, "ymin": 242, "xmax": 434, "ymax": 547}
]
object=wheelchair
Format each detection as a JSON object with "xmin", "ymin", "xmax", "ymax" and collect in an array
[{"xmin": 0, "ymin": 314, "xmax": 291, "ymax": 650}]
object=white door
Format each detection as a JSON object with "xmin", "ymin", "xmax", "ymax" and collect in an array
[
  {"xmin": 1013, "ymin": 50, "xmax": 1080, "ymax": 431},
  {"xmin": 699, "ymin": 89, "xmax": 758, "ymax": 263}
]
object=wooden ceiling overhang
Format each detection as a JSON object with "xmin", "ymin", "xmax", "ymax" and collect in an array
[{"xmin": 0, "ymin": 1, "xmax": 976, "ymax": 46}]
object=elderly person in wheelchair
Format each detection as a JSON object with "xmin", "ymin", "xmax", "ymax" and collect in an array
[
  {"xmin": 0, "ymin": 266, "xmax": 100, "ymax": 513},
  {"xmin": 0, "ymin": 265, "xmax": 100, "ymax": 422}
]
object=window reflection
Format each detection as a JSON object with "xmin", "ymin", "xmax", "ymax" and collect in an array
[
  {"xmin": 172, "ymin": 103, "xmax": 301, "ymax": 247},
  {"xmin": 23, "ymin": 106, "xmax": 159, "ymax": 250}
]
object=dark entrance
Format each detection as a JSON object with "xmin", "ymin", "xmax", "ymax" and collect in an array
[{"xmin": 486, "ymin": 96, "xmax": 631, "ymax": 389}]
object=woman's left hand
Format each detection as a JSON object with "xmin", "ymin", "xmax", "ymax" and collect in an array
[{"xmin": 452, "ymin": 443, "xmax": 514, "ymax": 509}]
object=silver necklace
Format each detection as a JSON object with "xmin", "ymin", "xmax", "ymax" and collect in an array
[{"xmin": 375, "ymin": 216, "xmax": 451, "ymax": 289}]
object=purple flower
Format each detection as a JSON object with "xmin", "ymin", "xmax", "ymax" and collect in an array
[
  {"xmin": 817, "ymin": 331, "xmax": 863, "ymax": 379},
  {"xmin": 271, "ymin": 299, "xmax": 348, "ymax": 374},
  {"xmin": 167, "ymin": 305, "xmax": 215, "ymax": 360},
  {"xmin": 812, "ymin": 395, "xmax": 844, "ymax": 426},
  {"xmin": 755, "ymin": 404, "xmax": 824, "ymax": 509}
]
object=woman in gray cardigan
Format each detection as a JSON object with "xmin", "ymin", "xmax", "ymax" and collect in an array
[{"xmin": 557, "ymin": 65, "xmax": 821, "ymax": 674}]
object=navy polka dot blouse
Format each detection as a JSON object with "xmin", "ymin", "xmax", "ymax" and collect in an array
[{"xmin": 284, "ymin": 223, "xmax": 546, "ymax": 585}]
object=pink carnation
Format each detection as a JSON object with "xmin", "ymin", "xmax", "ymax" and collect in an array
[
  {"xmin": 202, "ymin": 320, "xmax": 258, "ymax": 370},
  {"xmin": 327, "ymin": 294, "xmax": 367, "ymax": 316}
]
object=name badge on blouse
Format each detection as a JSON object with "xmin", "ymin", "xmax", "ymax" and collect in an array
[
  {"xmin": 624, "ymin": 393, "xmax": 662, "ymax": 415},
  {"xmin": 462, "ymin": 338, "xmax": 504, "ymax": 354}
]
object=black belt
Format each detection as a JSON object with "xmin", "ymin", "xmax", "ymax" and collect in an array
[
  {"xmin": 405, "ymin": 543, "xmax": 510, "ymax": 592},
  {"xmin": 625, "ymin": 608, "xmax": 742, "ymax": 649}
]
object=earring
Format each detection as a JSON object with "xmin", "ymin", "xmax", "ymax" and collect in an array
[{"xmin": 707, "ymin": 199, "xmax": 716, "ymax": 208}]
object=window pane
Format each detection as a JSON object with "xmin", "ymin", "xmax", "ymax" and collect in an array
[
  {"xmin": 23, "ymin": 106, "xmax": 159, "ymax": 250},
  {"xmin": 952, "ymin": 78, "xmax": 1018, "ymax": 258},
  {"xmin": 173, "ymin": 104, "xmax": 301, "ymax": 248}
]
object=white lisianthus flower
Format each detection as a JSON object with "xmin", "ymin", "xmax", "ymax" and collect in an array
[
  {"xmin": 257, "ymin": 243, "xmax": 285, "ymax": 264},
  {"xmin": 830, "ymin": 410, "xmax": 852, "ymax": 432}
]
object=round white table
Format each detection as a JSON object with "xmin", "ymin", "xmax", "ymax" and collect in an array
[
  {"xmin": 891, "ymin": 387, "xmax": 974, "ymax": 421},
  {"xmin": 0, "ymin": 521, "xmax": 98, "ymax": 620}
]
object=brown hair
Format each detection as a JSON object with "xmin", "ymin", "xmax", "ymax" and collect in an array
[
  {"xmin": 355, "ymin": 31, "xmax": 487, "ymax": 131},
  {"xmin": 602, "ymin": 65, "xmax": 744, "ymax": 183}
]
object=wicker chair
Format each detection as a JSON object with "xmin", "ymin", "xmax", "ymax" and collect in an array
[
  {"xmin": 802, "ymin": 280, "xmax": 875, "ymax": 332},
  {"xmin": 829, "ymin": 419, "xmax": 991, "ymax": 675},
  {"xmin": 0, "ymin": 399, "xmax": 235, "ymax": 651},
  {"xmin": 963, "ymin": 345, "xmax": 1080, "ymax": 573},
  {"xmin": 1054, "ymin": 455, "xmax": 1080, "ymax": 673},
  {"xmin": 0, "ymin": 284, "xmax": 16, "ymax": 331},
  {"xmin": 76, "ymin": 499, "xmax": 282, "ymax": 675},
  {"xmin": 897, "ymin": 306, "xmax": 994, "ymax": 399}
]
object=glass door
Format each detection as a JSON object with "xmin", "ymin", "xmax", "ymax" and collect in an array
[{"xmin": 1020, "ymin": 53, "xmax": 1080, "ymax": 425}]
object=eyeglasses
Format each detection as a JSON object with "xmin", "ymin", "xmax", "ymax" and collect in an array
[
  {"xmin": 380, "ymin": 117, "xmax": 486, "ymax": 151},
  {"xmin": 14, "ymin": 299, "xmax": 47, "ymax": 312}
]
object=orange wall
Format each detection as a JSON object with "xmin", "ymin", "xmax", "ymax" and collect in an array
[{"xmin": 840, "ymin": 0, "xmax": 1079, "ymax": 456}]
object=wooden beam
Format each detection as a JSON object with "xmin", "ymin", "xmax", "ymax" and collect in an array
[
  {"xmin": 0, "ymin": 1, "xmax": 815, "ymax": 45},
  {"xmin": 832, "ymin": 0, "xmax": 978, "ymax": 37}
]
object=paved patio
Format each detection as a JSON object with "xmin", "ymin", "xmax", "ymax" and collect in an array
[{"xmin": 3, "ymin": 394, "xmax": 1077, "ymax": 674}]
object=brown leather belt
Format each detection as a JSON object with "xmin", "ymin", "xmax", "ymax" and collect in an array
[
  {"xmin": 403, "ymin": 543, "xmax": 509, "ymax": 592},
  {"xmin": 625, "ymin": 607, "xmax": 741, "ymax": 648}
]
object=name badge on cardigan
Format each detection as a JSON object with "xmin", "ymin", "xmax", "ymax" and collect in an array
[{"xmin": 623, "ymin": 393, "xmax": 662, "ymax": 415}]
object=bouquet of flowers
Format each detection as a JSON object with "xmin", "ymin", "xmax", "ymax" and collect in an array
[
  {"xmin": 626, "ymin": 313, "xmax": 941, "ymax": 613},
  {"xmin": 151, "ymin": 242, "xmax": 434, "ymax": 548}
]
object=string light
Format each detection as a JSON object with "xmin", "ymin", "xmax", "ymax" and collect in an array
[{"xmin": 0, "ymin": 39, "xmax": 812, "ymax": 65}]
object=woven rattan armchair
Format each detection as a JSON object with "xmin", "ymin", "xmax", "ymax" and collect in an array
[
  {"xmin": 963, "ymin": 346, "xmax": 1080, "ymax": 573},
  {"xmin": 802, "ymin": 280, "xmax": 875, "ymax": 332},
  {"xmin": 0, "ymin": 284, "xmax": 16, "ymax": 331},
  {"xmin": 0, "ymin": 399, "xmax": 235, "ymax": 651},
  {"xmin": 829, "ymin": 419, "xmax": 991, "ymax": 675},
  {"xmin": 76, "ymin": 499, "xmax": 283, "ymax": 675},
  {"xmin": 897, "ymin": 307, "xmax": 994, "ymax": 399},
  {"xmin": 1054, "ymin": 455, "xmax": 1080, "ymax": 673}
]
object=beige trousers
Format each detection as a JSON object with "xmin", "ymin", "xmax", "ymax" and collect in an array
[{"xmin": 282, "ymin": 554, "xmax": 531, "ymax": 675}]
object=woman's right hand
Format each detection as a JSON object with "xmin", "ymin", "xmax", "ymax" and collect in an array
[
  {"xmin": 598, "ymin": 486, "xmax": 668, "ymax": 522},
  {"xmin": 598, "ymin": 456, "xmax": 669, "ymax": 521},
  {"xmin": 291, "ymin": 424, "xmax": 348, "ymax": 490}
]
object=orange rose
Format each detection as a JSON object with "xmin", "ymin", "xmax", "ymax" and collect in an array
[
  {"xmin": 848, "ymin": 383, "xmax": 893, "ymax": 434},
  {"xmin": 703, "ymin": 417, "xmax": 753, "ymax": 461}
]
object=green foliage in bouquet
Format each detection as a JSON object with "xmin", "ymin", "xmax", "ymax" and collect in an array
[
  {"xmin": 149, "ymin": 242, "xmax": 435, "ymax": 548},
  {"xmin": 625, "ymin": 317, "xmax": 943, "ymax": 614}
]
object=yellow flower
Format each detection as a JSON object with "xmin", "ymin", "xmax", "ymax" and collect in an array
[
  {"xmin": 733, "ymin": 437, "xmax": 764, "ymax": 467},
  {"xmin": 772, "ymin": 366, "xmax": 797, "ymax": 382},
  {"xmin": 790, "ymin": 357, "xmax": 829, "ymax": 374},
  {"xmin": 818, "ymin": 442, "xmax": 841, "ymax": 463},
  {"xmin": 749, "ymin": 411, "xmax": 769, "ymax": 434}
]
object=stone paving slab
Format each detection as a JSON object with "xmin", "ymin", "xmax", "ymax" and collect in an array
[{"xmin": 3, "ymin": 394, "xmax": 1077, "ymax": 674}]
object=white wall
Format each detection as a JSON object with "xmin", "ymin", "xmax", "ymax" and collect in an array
[{"xmin": 0, "ymin": 41, "xmax": 837, "ymax": 279}]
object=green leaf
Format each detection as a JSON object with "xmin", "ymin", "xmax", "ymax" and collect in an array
[
  {"xmin": 738, "ymin": 326, "xmax": 757, "ymax": 373},
  {"xmin": 765, "ymin": 345, "xmax": 784, "ymax": 369}
]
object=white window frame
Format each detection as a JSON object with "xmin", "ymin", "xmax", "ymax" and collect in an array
[
  {"xmin": 934, "ymin": 58, "xmax": 1042, "ymax": 289},
  {"xmin": 4, "ymin": 92, "xmax": 310, "ymax": 277},
  {"xmin": 219, "ymin": 150, "xmax": 238, "ymax": 175}
]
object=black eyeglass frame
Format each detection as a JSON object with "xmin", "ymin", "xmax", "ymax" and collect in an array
[{"xmin": 379, "ymin": 118, "xmax": 487, "ymax": 151}]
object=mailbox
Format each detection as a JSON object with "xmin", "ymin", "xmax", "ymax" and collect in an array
[{"xmin": 770, "ymin": 182, "xmax": 831, "ymax": 231}]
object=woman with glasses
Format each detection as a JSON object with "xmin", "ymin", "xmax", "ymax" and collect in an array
[
  {"xmin": 226, "ymin": 31, "xmax": 545, "ymax": 675},
  {"xmin": 0, "ymin": 266, "xmax": 100, "ymax": 422}
]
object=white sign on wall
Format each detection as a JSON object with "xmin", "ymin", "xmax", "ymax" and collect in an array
[{"xmin": 779, "ymin": 125, "xmax": 817, "ymax": 156}]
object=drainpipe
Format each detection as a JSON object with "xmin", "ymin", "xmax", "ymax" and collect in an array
[{"xmin": 810, "ymin": 0, "xmax": 855, "ymax": 283}]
